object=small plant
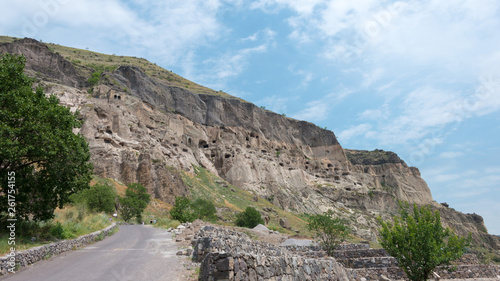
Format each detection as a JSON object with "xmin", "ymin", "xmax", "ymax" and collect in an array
[
  {"xmin": 235, "ymin": 207, "xmax": 264, "ymax": 228},
  {"xmin": 87, "ymin": 70, "xmax": 102, "ymax": 87},
  {"xmin": 44, "ymin": 252, "xmax": 53, "ymax": 260},
  {"xmin": 307, "ymin": 210, "xmax": 350, "ymax": 256},
  {"xmin": 368, "ymin": 189, "xmax": 375, "ymax": 197},
  {"xmin": 50, "ymin": 222, "xmax": 65, "ymax": 239}
]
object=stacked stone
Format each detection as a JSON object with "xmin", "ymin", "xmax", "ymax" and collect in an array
[
  {"xmin": 192, "ymin": 226, "xmax": 286, "ymax": 262},
  {"xmin": 201, "ymin": 252, "xmax": 351, "ymax": 281},
  {"xmin": 195, "ymin": 226, "xmax": 351, "ymax": 280},
  {"xmin": 281, "ymin": 245, "xmax": 326, "ymax": 259},
  {"xmin": 435, "ymin": 265, "xmax": 500, "ymax": 280}
]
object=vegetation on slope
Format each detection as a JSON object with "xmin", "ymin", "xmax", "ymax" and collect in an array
[{"xmin": 345, "ymin": 149, "xmax": 404, "ymax": 165}]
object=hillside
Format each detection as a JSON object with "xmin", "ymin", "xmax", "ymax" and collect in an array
[{"xmin": 1, "ymin": 36, "xmax": 498, "ymax": 262}]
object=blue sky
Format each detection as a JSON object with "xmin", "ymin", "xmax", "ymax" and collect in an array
[{"xmin": 1, "ymin": 0, "xmax": 499, "ymax": 234}]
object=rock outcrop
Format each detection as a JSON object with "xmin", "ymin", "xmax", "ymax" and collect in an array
[{"xmin": 1, "ymin": 38, "xmax": 499, "ymax": 252}]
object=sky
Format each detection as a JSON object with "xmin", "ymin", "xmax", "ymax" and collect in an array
[{"xmin": 1, "ymin": 0, "xmax": 499, "ymax": 234}]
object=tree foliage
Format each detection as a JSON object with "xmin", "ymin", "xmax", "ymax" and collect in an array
[
  {"xmin": 378, "ymin": 202, "xmax": 470, "ymax": 281},
  {"xmin": 170, "ymin": 196, "xmax": 195, "ymax": 223},
  {"xmin": 170, "ymin": 197, "xmax": 217, "ymax": 223},
  {"xmin": 191, "ymin": 198, "xmax": 217, "ymax": 222},
  {"xmin": 235, "ymin": 207, "xmax": 264, "ymax": 228},
  {"xmin": 307, "ymin": 210, "xmax": 350, "ymax": 256},
  {"xmin": 0, "ymin": 54, "xmax": 93, "ymax": 221},
  {"xmin": 119, "ymin": 183, "xmax": 150, "ymax": 222},
  {"xmin": 71, "ymin": 183, "xmax": 117, "ymax": 214}
]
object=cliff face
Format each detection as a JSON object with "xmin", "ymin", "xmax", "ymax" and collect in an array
[{"xmin": 2, "ymin": 38, "xmax": 498, "ymax": 250}]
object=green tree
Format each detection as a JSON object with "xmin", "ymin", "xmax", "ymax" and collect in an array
[
  {"xmin": 170, "ymin": 196, "xmax": 196, "ymax": 223},
  {"xmin": 119, "ymin": 183, "xmax": 150, "ymax": 222},
  {"xmin": 191, "ymin": 198, "xmax": 217, "ymax": 222},
  {"xmin": 378, "ymin": 202, "xmax": 470, "ymax": 281},
  {"xmin": 0, "ymin": 54, "xmax": 93, "ymax": 221},
  {"xmin": 235, "ymin": 207, "xmax": 264, "ymax": 228},
  {"xmin": 71, "ymin": 184, "xmax": 117, "ymax": 214},
  {"xmin": 307, "ymin": 210, "xmax": 350, "ymax": 256}
]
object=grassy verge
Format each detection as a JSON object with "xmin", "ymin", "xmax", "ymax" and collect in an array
[{"xmin": 0, "ymin": 206, "xmax": 112, "ymax": 255}]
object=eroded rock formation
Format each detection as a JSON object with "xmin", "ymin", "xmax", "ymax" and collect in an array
[{"xmin": 1, "ymin": 38, "xmax": 498, "ymax": 251}]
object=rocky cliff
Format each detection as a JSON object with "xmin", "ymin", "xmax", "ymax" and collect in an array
[{"xmin": 1, "ymin": 38, "xmax": 498, "ymax": 253}]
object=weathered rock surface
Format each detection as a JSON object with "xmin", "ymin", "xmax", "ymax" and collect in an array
[{"xmin": 2, "ymin": 38, "xmax": 499, "ymax": 252}]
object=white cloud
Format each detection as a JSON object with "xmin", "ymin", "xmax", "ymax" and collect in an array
[
  {"xmin": 288, "ymin": 66, "xmax": 313, "ymax": 88},
  {"xmin": 292, "ymin": 99, "xmax": 330, "ymax": 121},
  {"xmin": 439, "ymin": 151, "xmax": 464, "ymax": 159},
  {"xmin": 0, "ymin": 0, "xmax": 224, "ymax": 65},
  {"xmin": 292, "ymin": 89, "xmax": 353, "ymax": 121},
  {"xmin": 358, "ymin": 105, "xmax": 389, "ymax": 121},
  {"xmin": 203, "ymin": 44, "xmax": 268, "ymax": 80},
  {"xmin": 251, "ymin": 0, "xmax": 324, "ymax": 15},
  {"xmin": 258, "ymin": 95, "xmax": 291, "ymax": 114},
  {"xmin": 361, "ymin": 67, "xmax": 384, "ymax": 88},
  {"xmin": 338, "ymin": 123, "xmax": 372, "ymax": 142},
  {"xmin": 432, "ymin": 173, "xmax": 460, "ymax": 183},
  {"xmin": 266, "ymin": 0, "xmax": 500, "ymax": 147}
]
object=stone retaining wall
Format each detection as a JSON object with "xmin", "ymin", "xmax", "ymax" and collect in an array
[
  {"xmin": 194, "ymin": 226, "xmax": 352, "ymax": 280},
  {"xmin": 349, "ymin": 265, "xmax": 500, "ymax": 281},
  {"xmin": 281, "ymin": 245, "xmax": 326, "ymax": 259},
  {"xmin": 0, "ymin": 223, "xmax": 117, "ymax": 275},
  {"xmin": 339, "ymin": 256, "xmax": 399, "ymax": 269},
  {"xmin": 334, "ymin": 248, "xmax": 389, "ymax": 259},
  {"xmin": 201, "ymin": 252, "xmax": 351, "ymax": 281},
  {"xmin": 193, "ymin": 226, "xmax": 289, "ymax": 262},
  {"xmin": 195, "ymin": 226, "xmax": 500, "ymax": 281}
]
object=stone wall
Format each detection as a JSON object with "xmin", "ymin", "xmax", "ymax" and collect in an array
[
  {"xmin": 194, "ymin": 226, "xmax": 500, "ymax": 281},
  {"xmin": 0, "ymin": 223, "xmax": 117, "ymax": 275},
  {"xmin": 194, "ymin": 226, "xmax": 351, "ymax": 280},
  {"xmin": 201, "ymin": 252, "xmax": 351, "ymax": 281},
  {"xmin": 349, "ymin": 265, "xmax": 500, "ymax": 281}
]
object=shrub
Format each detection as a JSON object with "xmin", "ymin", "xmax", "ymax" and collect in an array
[
  {"xmin": 170, "ymin": 197, "xmax": 196, "ymax": 223},
  {"xmin": 191, "ymin": 198, "xmax": 217, "ymax": 222},
  {"xmin": 170, "ymin": 197, "xmax": 217, "ymax": 223},
  {"xmin": 70, "ymin": 184, "xmax": 117, "ymax": 214},
  {"xmin": 307, "ymin": 210, "xmax": 350, "ymax": 256},
  {"xmin": 87, "ymin": 70, "xmax": 102, "ymax": 87},
  {"xmin": 235, "ymin": 207, "xmax": 264, "ymax": 228}
]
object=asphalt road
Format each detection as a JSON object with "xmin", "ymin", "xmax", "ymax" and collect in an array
[{"xmin": 2, "ymin": 225, "xmax": 189, "ymax": 281}]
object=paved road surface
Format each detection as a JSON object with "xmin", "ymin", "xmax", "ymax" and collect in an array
[{"xmin": 2, "ymin": 225, "xmax": 190, "ymax": 281}]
